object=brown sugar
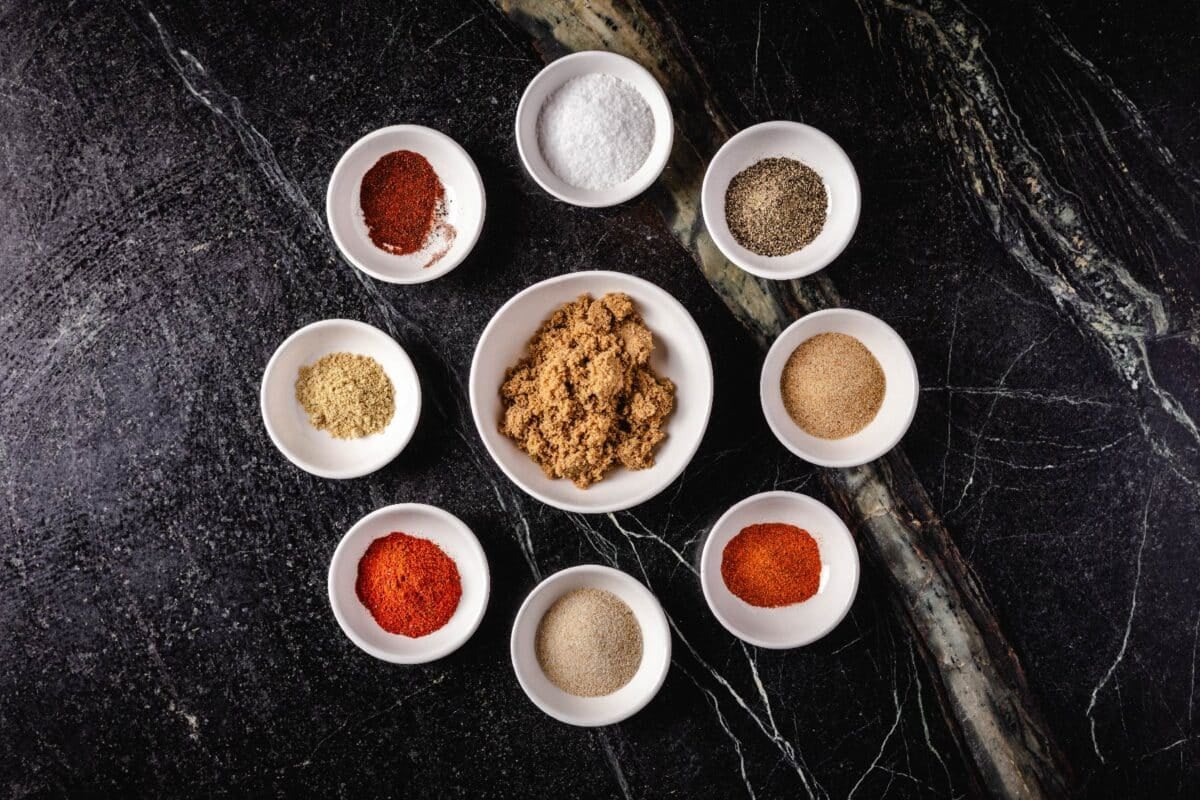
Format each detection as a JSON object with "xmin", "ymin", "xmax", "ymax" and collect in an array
[
  {"xmin": 498, "ymin": 292, "xmax": 675, "ymax": 488},
  {"xmin": 781, "ymin": 332, "xmax": 885, "ymax": 439}
]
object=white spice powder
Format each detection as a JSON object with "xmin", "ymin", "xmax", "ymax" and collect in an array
[
  {"xmin": 536, "ymin": 72, "xmax": 654, "ymax": 190},
  {"xmin": 535, "ymin": 587, "xmax": 643, "ymax": 697}
]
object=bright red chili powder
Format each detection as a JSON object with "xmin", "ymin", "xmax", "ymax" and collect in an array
[
  {"xmin": 359, "ymin": 150, "xmax": 445, "ymax": 256},
  {"xmin": 355, "ymin": 531, "xmax": 462, "ymax": 637},
  {"xmin": 721, "ymin": 522, "xmax": 821, "ymax": 607}
]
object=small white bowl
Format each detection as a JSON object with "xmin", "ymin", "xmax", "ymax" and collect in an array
[
  {"xmin": 469, "ymin": 271, "xmax": 713, "ymax": 514},
  {"xmin": 511, "ymin": 565, "xmax": 671, "ymax": 726},
  {"xmin": 760, "ymin": 309, "xmax": 918, "ymax": 468},
  {"xmin": 260, "ymin": 319, "xmax": 421, "ymax": 479},
  {"xmin": 702, "ymin": 121, "xmax": 860, "ymax": 280},
  {"xmin": 515, "ymin": 51, "xmax": 674, "ymax": 207},
  {"xmin": 326, "ymin": 125, "xmax": 485, "ymax": 284},
  {"xmin": 328, "ymin": 504, "xmax": 490, "ymax": 664},
  {"xmin": 700, "ymin": 491, "xmax": 860, "ymax": 649}
]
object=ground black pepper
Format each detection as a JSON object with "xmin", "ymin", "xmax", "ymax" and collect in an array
[{"xmin": 725, "ymin": 157, "xmax": 828, "ymax": 256}]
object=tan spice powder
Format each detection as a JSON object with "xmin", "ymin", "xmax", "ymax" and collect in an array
[
  {"xmin": 535, "ymin": 588, "xmax": 643, "ymax": 697},
  {"xmin": 781, "ymin": 332, "xmax": 885, "ymax": 439},
  {"xmin": 295, "ymin": 352, "xmax": 395, "ymax": 439},
  {"xmin": 498, "ymin": 292, "xmax": 675, "ymax": 488},
  {"xmin": 725, "ymin": 157, "xmax": 827, "ymax": 257}
]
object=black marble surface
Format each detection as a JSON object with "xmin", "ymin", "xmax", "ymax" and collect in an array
[{"xmin": 2, "ymin": 0, "xmax": 1198, "ymax": 797}]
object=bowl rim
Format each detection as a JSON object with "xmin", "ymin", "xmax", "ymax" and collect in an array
[
  {"xmin": 468, "ymin": 270, "xmax": 714, "ymax": 513},
  {"xmin": 259, "ymin": 318, "xmax": 422, "ymax": 479},
  {"xmin": 325, "ymin": 123, "xmax": 486, "ymax": 284},
  {"xmin": 514, "ymin": 50, "xmax": 674, "ymax": 208},
  {"xmin": 509, "ymin": 563, "xmax": 672, "ymax": 726},
  {"xmin": 699, "ymin": 490, "xmax": 861, "ymax": 649},
  {"xmin": 701, "ymin": 120, "xmax": 861, "ymax": 280},
  {"xmin": 759, "ymin": 308, "xmax": 919, "ymax": 468},
  {"xmin": 327, "ymin": 503, "xmax": 491, "ymax": 664}
]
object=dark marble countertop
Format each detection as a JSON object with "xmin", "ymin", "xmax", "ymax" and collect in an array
[{"xmin": 2, "ymin": 0, "xmax": 1198, "ymax": 797}]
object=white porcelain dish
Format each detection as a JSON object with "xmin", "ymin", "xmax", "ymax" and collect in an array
[
  {"xmin": 328, "ymin": 504, "xmax": 490, "ymax": 664},
  {"xmin": 761, "ymin": 309, "xmax": 918, "ymax": 468},
  {"xmin": 469, "ymin": 270, "xmax": 713, "ymax": 514},
  {"xmin": 326, "ymin": 124, "xmax": 485, "ymax": 284},
  {"xmin": 700, "ymin": 491, "xmax": 859, "ymax": 649},
  {"xmin": 702, "ymin": 121, "xmax": 860, "ymax": 280},
  {"xmin": 511, "ymin": 564, "xmax": 671, "ymax": 726},
  {"xmin": 515, "ymin": 50, "xmax": 673, "ymax": 207},
  {"xmin": 260, "ymin": 319, "xmax": 421, "ymax": 479}
]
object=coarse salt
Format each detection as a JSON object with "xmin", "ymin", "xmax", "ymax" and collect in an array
[{"xmin": 536, "ymin": 72, "xmax": 654, "ymax": 191}]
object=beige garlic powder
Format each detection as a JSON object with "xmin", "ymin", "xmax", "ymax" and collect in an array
[{"xmin": 295, "ymin": 352, "xmax": 395, "ymax": 439}]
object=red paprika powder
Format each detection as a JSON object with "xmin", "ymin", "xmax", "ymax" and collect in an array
[
  {"xmin": 359, "ymin": 150, "xmax": 451, "ymax": 260},
  {"xmin": 721, "ymin": 523, "xmax": 821, "ymax": 607},
  {"xmin": 356, "ymin": 531, "xmax": 462, "ymax": 637}
]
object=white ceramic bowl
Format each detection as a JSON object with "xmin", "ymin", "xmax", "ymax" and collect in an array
[
  {"xmin": 328, "ymin": 504, "xmax": 490, "ymax": 664},
  {"xmin": 515, "ymin": 51, "xmax": 673, "ymax": 207},
  {"xmin": 761, "ymin": 309, "xmax": 918, "ymax": 468},
  {"xmin": 511, "ymin": 564, "xmax": 671, "ymax": 726},
  {"xmin": 260, "ymin": 319, "xmax": 421, "ymax": 479},
  {"xmin": 702, "ymin": 121, "xmax": 860, "ymax": 280},
  {"xmin": 326, "ymin": 125, "xmax": 485, "ymax": 283},
  {"xmin": 700, "ymin": 491, "xmax": 859, "ymax": 648},
  {"xmin": 469, "ymin": 271, "xmax": 713, "ymax": 513}
]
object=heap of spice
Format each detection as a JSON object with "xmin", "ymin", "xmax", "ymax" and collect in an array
[
  {"xmin": 725, "ymin": 157, "xmax": 827, "ymax": 256},
  {"xmin": 781, "ymin": 332, "xmax": 885, "ymax": 439},
  {"xmin": 295, "ymin": 352, "xmax": 395, "ymax": 439},
  {"xmin": 359, "ymin": 149, "xmax": 456, "ymax": 268},
  {"xmin": 722, "ymin": 523, "xmax": 822, "ymax": 607},
  {"xmin": 537, "ymin": 73, "xmax": 654, "ymax": 190},
  {"xmin": 535, "ymin": 588, "xmax": 643, "ymax": 697},
  {"xmin": 498, "ymin": 292, "xmax": 675, "ymax": 488},
  {"xmin": 356, "ymin": 531, "xmax": 462, "ymax": 637}
]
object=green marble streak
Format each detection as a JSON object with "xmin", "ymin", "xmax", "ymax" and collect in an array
[{"xmin": 493, "ymin": 1, "xmax": 1072, "ymax": 797}]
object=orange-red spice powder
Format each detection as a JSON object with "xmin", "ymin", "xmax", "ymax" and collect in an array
[
  {"xmin": 359, "ymin": 150, "xmax": 445, "ymax": 255},
  {"xmin": 356, "ymin": 531, "xmax": 462, "ymax": 637},
  {"xmin": 721, "ymin": 523, "xmax": 821, "ymax": 607}
]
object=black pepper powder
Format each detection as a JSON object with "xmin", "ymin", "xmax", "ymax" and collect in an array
[{"xmin": 724, "ymin": 157, "xmax": 828, "ymax": 257}]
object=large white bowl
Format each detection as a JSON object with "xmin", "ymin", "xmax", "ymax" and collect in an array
[
  {"xmin": 760, "ymin": 308, "xmax": 918, "ymax": 467},
  {"xmin": 700, "ymin": 491, "xmax": 860, "ymax": 649},
  {"xmin": 469, "ymin": 271, "xmax": 713, "ymax": 513},
  {"xmin": 328, "ymin": 504, "xmax": 490, "ymax": 664},
  {"xmin": 515, "ymin": 51, "xmax": 674, "ymax": 207},
  {"xmin": 326, "ymin": 124, "xmax": 485, "ymax": 284},
  {"xmin": 260, "ymin": 319, "xmax": 421, "ymax": 479},
  {"xmin": 702, "ymin": 121, "xmax": 860, "ymax": 280},
  {"xmin": 511, "ymin": 565, "xmax": 671, "ymax": 726}
]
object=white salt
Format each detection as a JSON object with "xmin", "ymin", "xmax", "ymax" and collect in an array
[{"xmin": 536, "ymin": 73, "xmax": 655, "ymax": 191}]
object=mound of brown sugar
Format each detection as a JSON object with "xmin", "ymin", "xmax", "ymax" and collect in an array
[{"xmin": 498, "ymin": 292, "xmax": 675, "ymax": 488}]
